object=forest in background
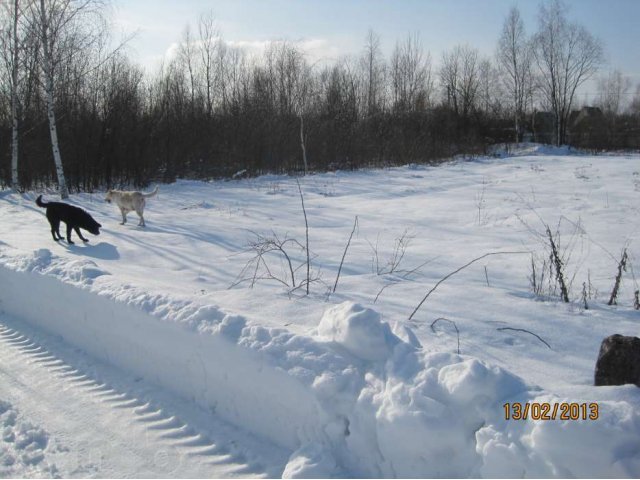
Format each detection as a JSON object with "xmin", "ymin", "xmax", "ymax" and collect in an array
[{"xmin": 1, "ymin": 0, "xmax": 640, "ymax": 195}]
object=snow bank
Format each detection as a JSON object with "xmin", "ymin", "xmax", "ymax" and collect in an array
[
  {"xmin": 1, "ymin": 248, "xmax": 639, "ymax": 477},
  {"xmin": 489, "ymin": 142, "xmax": 576, "ymax": 158},
  {"xmin": 316, "ymin": 302, "xmax": 400, "ymax": 362},
  {"xmin": 477, "ymin": 391, "xmax": 640, "ymax": 478}
]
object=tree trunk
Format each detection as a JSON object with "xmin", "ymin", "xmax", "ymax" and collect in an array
[
  {"xmin": 299, "ymin": 114, "xmax": 308, "ymax": 175},
  {"xmin": 11, "ymin": 104, "xmax": 19, "ymax": 189},
  {"xmin": 40, "ymin": 0, "xmax": 69, "ymax": 199},
  {"xmin": 44, "ymin": 79, "xmax": 69, "ymax": 198},
  {"xmin": 10, "ymin": 0, "xmax": 19, "ymax": 189}
]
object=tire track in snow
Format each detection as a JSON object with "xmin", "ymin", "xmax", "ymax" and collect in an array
[{"xmin": 0, "ymin": 314, "xmax": 287, "ymax": 478}]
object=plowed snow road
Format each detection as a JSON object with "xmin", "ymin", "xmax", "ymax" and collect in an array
[{"xmin": 0, "ymin": 313, "xmax": 288, "ymax": 478}]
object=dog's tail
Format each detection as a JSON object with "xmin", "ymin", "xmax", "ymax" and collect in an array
[
  {"xmin": 143, "ymin": 186, "xmax": 159, "ymax": 198},
  {"xmin": 35, "ymin": 195, "xmax": 48, "ymax": 208}
]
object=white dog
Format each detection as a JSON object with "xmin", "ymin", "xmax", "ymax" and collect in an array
[{"xmin": 105, "ymin": 186, "xmax": 158, "ymax": 227}]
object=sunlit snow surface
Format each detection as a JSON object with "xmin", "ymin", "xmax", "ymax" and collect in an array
[{"xmin": 1, "ymin": 144, "xmax": 639, "ymax": 477}]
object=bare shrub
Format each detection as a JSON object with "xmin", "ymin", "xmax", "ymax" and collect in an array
[
  {"xmin": 608, "ymin": 248, "xmax": 628, "ymax": 306},
  {"xmin": 581, "ymin": 281, "xmax": 589, "ymax": 310},
  {"xmin": 368, "ymin": 228, "xmax": 415, "ymax": 275},
  {"xmin": 231, "ymin": 231, "xmax": 320, "ymax": 294},
  {"xmin": 529, "ymin": 252, "xmax": 548, "ymax": 297},
  {"xmin": 546, "ymin": 226, "xmax": 570, "ymax": 302},
  {"xmin": 518, "ymin": 211, "xmax": 587, "ymax": 302},
  {"xmin": 475, "ymin": 177, "xmax": 489, "ymax": 225}
]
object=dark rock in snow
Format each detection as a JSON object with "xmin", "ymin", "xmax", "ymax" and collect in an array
[{"xmin": 594, "ymin": 334, "xmax": 640, "ymax": 387}]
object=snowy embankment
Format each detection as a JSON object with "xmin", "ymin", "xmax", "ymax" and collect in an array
[{"xmin": 1, "ymin": 246, "xmax": 639, "ymax": 477}]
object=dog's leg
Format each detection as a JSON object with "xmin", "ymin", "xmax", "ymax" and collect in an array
[
  {"xmin": 137, "ymin": 199, "xmax": 146, "ymax": 227},
  {"xmin": 47, "ymin": 212, "xmax": 62, "ymax": 241},
  {"xmin": 49, "ymin": 219, "xmax": 60, "ymax": 241},
  {"xmin": 75, "ymin": 227, "xmax": 89, "ymax": 242},
  {"xmin": 65, "ymin": 224, "xmax": 75, "ymax": 244},
  {"xmin": 120, "ymin": 207, "xmax": 127, "ymax": 225}
]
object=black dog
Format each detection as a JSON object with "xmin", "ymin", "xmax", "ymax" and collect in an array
[{"xmin": 36, "ymin": 195, "xmax": 101, "ymax": 244}]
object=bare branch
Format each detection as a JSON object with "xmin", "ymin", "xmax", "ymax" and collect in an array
[
  {"xmin": 333, "ymin": 215, "xmax": 358, "ymax": 293},
  {"xmin": 408, "ymin": 251, "xmax": 529, "ymax": 322},
  {"xmin": 430, "ymin": 317, "xmax": 460, "ymax": 354},
  {"xmin": 497, "ymin": 327, "xmax": 551, "ymax": 349},
  {"xmin": 296, "ymin": 178, "xmax": 310, "ymax": 295}
]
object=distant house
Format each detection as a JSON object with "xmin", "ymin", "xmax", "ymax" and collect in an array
[
  {"xmin": 531, "ymin": 111, "xmax": 555, "ymax": 144},
  {"xmin": 529, "ymin": 107, "xmax": 605, "ymax": 146},
  {"xmin": 567, "ymin": 106, "xmax": 605, "ymax": 147}
]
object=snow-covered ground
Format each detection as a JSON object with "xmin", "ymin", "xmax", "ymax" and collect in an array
[{"xmin": 1, "ymin": 144, "xmax": 639, "ymax": 477}]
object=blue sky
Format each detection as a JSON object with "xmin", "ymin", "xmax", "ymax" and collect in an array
[{"xmin": 112, "ymin": 0, "xmax": 640, "ymax": 102}]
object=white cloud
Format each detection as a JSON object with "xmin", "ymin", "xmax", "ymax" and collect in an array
[{"xmin": 154, "ymin": 36, "xmax": 356, "ymax": 71}]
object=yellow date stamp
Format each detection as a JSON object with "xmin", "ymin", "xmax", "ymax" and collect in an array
[{"xmin": 504, "ymin": 402, "xmax": 599, "ymax": 421}]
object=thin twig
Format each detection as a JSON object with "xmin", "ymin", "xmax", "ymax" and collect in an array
[
  {"xmin": 296, "ymin": 178, "xmax": 310, "ymax": 295},
  {"xmin": 333, "ymin": 215, "xmax": 358, "ymax": 293},
  {"xmin": 373, "ymin": 256, "xmax": 440, "ymax": 303},
  {"xmin": 430, "ymin": 317, "xmax": 460, "ymax": 354},
  {"xmin": 366, "ymin": 235, "xmax": 381, "ymax": 274},
  {"xmin": 374, "ymin": 281, "xmax": 396, "ymax": 304},
  {"xmin": 497, "ymin": 327, "xmax": 551, "ymax": 349},
  {"xmin": 408, "ymin": 251, "xmax": 529, "ymax": 321}
]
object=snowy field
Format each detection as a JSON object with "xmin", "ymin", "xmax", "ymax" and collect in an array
[{"xmin": 0, "ymin": 144, "xmax": 639, "ymax": 477}]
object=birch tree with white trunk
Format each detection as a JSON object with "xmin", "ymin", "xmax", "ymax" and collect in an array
[
  {"xmin": 32, "ymin": 0, "xmax": 68, "ymax": 198},
  {"xmin": 497, "ymin": 6, "xmax": 532, "ymax": 142},
  {"xmin": 27, "ymin": 0, "xmax": 111, "ymax": 198},
  {"xmin": 0, "ymin": 0, "xmax": 23, "ymax": 189}
]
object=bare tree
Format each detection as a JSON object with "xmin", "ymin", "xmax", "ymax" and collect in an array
[
  {"xmin": 215, "ymin": 39, "xmax": 229, "ymax": 113},
  {"xmin": 596, "ymin": 69, "xmax": 631, "ymax": 116},
  {"xmin": 360, "ymin": 29, "xmax": 385, "ymax": 116},
  {"xmin": 477, "ymin": 57, "xmax": 503, "ymax": 117},
  {"xmin": 198, "ymin": 11, "xmax": 218, "ymax": 116},
  {"xmin": 265, "ymin": 41, "xmax": 312, "ymax": 173},
  {"xmin": 630, "ymin": 83, "xmax": 640, "ymax": 116},
  {"xmin": 33, "ymin": 0, "xmax": 68, "ymax": 197},
  {"xmin": 0, "ymin": 0, "xmax": 22, "ymax": 188},
  {"xmin": 178, "ymin": 23, "xmax": 198, "ymax": 111},
  {"xmin": 390, "ymin": 33, "xmax": 433, "ymax": 112},
  {"xmin": 25, "ymin": 0, "xmax": 112, "ymax": 198},
  {"xmin": 440, "ymin": 44, "xmax": 480, "ymax": 117},
  {"xmin": 532, "ymin": 0, "xmax": 604, "ymax": 145},
  {"xmin": 298, "ymin": 74, "xmax": 315, "ymax": 175},
  {"xmin": 1, "ymin": 1, "xmax": 42, "ymax": 188},
  {"xmin": 440, "ymin": 46, "xmax": 460, "ymax": 114},
  {"xmin": 227, "ymin": 46, "xmax": 248, "ymax": 112},
  {"xmin": 497, "ymin": 6, "xmax": 532, "ymax": 141}
]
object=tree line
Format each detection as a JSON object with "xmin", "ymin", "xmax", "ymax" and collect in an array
[{"xmin": 1, "ymin": 0, "xmax": 639, "ymax": 196}]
